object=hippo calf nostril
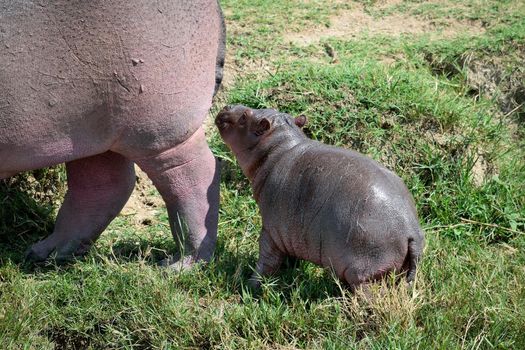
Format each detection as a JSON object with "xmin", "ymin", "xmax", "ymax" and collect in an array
[
  {"xmin": 215, "ymin": 113, "xmax": 230, "ymax": 129},
  {"xmin": 223, "ymin": 105, "xmax": 233, "ymax": 112}
]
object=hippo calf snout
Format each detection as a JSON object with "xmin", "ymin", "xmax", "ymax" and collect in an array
[
  {"xmin": 215, "ymin": 105, "xmax": 255, "ymax": 130},
  {"xmin": 214, "ymin": 111, "xmax": 230, "ymax": 129}
]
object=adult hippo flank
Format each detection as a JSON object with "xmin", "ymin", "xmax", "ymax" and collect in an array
[
  {"xmin": 215, "ymin": 105, "xmax": 425, "ymax": 291},
  {"xmin": 0, "ymin": 0, "xmax": 226, "ymax": 268}
]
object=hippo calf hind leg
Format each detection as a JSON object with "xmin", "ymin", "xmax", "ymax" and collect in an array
[
  {"xmin": 133, "ymin": 127, "xmax": 220, "ymax": 270},
  {"xmin": 404, "ymin": 236, "xmax": 423, "ymax": 283},
  {"xmin": 25, "ymin": 151, "xmax": 135, "ymax": 263},
  {"xmin": 341, "ymin": 236, "xmax": 417, "ymax": 291}
]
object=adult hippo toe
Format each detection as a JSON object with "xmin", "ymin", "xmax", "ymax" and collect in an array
[{"xmin": 0, "ymin": 0, "xmax": 226, "ymax": 268}]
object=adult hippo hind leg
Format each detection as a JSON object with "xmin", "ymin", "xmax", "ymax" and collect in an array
[
  {"xmin": 25, "ymin": 152, "xmax": 135, "ymax": 263},
  {"xmin": 133, "ymin": 127, "xmax": 220, "ymax": 270},
  {"xmin": 112, "ymin": 1, "xmax": 224, "ymax": 270}
]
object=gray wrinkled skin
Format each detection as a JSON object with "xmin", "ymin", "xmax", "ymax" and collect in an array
[{"xmin": 216, "ymin": 105, "xmax": 425, "ymax": 290}]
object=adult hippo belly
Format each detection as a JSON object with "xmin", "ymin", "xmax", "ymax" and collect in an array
[{"xmin": 0, "ymin": 0, "xmax": 225, "ymax": 268}]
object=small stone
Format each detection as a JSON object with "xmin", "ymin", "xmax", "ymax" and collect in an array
[
  {"xmin": 48, "ymin": 99, "xmax": 57, "ymax": 107},
  {"xmin": 139, "ymin": 59, "xmax": 144, "ymax": 63},
  {"xmin": 132, "ymin": 58, "xmax": 139, "ymax": 66},
  {"xmin": 139, "ymin": 84, "xmax": 145, "ymax": 93}
]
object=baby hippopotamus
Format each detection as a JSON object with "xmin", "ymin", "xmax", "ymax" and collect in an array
[{"xmin": 215, "ymin": 105, "xmax": 425, "ymax": 290}]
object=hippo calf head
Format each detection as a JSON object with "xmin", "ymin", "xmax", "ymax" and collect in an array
[{"xmin": 215, "ymin": 105, "xmax": 307, "ymax": 170}]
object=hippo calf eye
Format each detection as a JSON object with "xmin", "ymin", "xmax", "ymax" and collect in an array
[{"xmin": 239, "ymin": 115, "xmax": 247, "ymax": 125}]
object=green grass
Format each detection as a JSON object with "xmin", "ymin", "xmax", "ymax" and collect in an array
[{"xmin": 2, "ymin": 0, "xmax": 525, "ymax": 348}]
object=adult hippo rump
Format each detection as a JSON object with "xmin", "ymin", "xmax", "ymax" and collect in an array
[
  {"xmin": 0, "ymin": 0, "xmax": 225, "ymax": 268},
  {"xmin": 215, "ymin": 105, "xmax": 425, "ymax": 291}
]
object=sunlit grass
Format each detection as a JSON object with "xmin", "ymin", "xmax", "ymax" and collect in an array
[{"xmin": 1, "ymin": 0, "xmax": 524, "ymax": 348}]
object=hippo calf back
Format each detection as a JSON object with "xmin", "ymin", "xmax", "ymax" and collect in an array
[
  {"xmin": 0, "ymin": 0, "xmax": 225, "ymax": 267},
  {"xmin": 216, "ymin": 105, "xmax": 425, "ymax": 290}
]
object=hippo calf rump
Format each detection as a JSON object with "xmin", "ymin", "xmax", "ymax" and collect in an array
[{"xmin": 215, "ymin": 105, "xmax": 425, "ymax": 290}]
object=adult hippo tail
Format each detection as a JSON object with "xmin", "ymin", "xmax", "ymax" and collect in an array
[{"xmin": 0, "ymin": 0, "xmax": 225, "ymax": 268}]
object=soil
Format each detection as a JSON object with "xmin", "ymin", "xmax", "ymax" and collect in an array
[
  {"xmin": 283, "ymin": 3, "xmax": 485, "ymax": 46},
  {"xmin": 465, "ymin": 54, "xmax": 525, "ymax": 121},
  {"xmin": 120, "ymin": 166, "xmax": 164, "ymax": 227}
]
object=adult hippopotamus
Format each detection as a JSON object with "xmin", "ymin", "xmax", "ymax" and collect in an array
[
  {"xmin": 215, "ymin": 105, "xmax": 425, "ymax": 290},
  {"xmin": 0, "ymin": 0, "xmax": 225, "ymax": 268}
]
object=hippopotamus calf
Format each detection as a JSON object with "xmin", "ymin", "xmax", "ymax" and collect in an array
[
  {"xmin": 215, "ymin": 105, "xmax": 425, "ymax": 290},
  {"xmin": 0, "ymin": 0, "xmax": 226, "ymax": 268}
]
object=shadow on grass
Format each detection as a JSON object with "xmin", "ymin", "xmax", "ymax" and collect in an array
[
  {"xmin": 0, "ymin": 178, "xmax": 58, "ymax": 265},
  {"xmin": 1, "ymin": 172, "xmax": 344, "ymax": 302},
  {"xmin": 105, "ymin": 235, "xmax": 342, "ymax": 301}
]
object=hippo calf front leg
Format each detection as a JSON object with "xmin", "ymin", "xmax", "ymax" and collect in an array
[
  {"xmin": 249, "ymin": 228, "xmax": 285, "ymax": 289},
  {"xmin": 134, "ymin": 127, "xmax": 220, "ymax": 270}
]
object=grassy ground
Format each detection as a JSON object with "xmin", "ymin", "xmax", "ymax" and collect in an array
[{"xmin": 1, "ymin": 0, "xmax": 525, "ymax": 348}]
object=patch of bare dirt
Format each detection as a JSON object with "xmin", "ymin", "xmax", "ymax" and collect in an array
[
  {"xmin": 465, "ymin": 55, "xmax": 525, "ymax": 120},
  {"xmin": 120, "ymin": 166, "xmax": 163, "ymax": 226},
  {"xmin": 471, "ymin": 154, "xmax": 489, "ymax": 187},
  {"xmin": 283, "ymin": 4, "xmax": 485, "ymax": 46},
  {"xmin": 447, "ymin": 48, "xmax": 525, "ymax": 142}
]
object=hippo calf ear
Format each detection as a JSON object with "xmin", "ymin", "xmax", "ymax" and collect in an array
[
  {"xmin": 254, "ymin": 118, "xmax": 271, "ymax": 136},
  {"xmin": 294, "ymin": 115, "xmax": 307, "ymax": 128}
]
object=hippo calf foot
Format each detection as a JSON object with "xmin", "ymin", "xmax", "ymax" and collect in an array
[{"xmin": 247, "ymin": 275, "xmax": 262, "ymax": 291}]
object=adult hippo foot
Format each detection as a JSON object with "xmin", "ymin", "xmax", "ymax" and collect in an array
[
  {"xmin": 159, "ymin": 255, "xmax": 206, "ymax": 272},
  {"xmin": 25, "ymin": 238, "xmax": 91, "ymax": 265}
]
